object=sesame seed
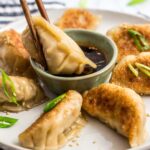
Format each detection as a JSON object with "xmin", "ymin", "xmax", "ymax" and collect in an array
[
  {"xmin": 76, "ymin": 143, "xmax": 79, "ymax": 146},
  {"xmin": 146, "ymin": 114, "xmax": 150, "ymax": 117},
  {"xmin": 69, "ymin": 144, "xmax": 72, "ymax": 147},
  {"xmin": 72, "ymin": 140, "xmax": 76, "ymax": 143}
]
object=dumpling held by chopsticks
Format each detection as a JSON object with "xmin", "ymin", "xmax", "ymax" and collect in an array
[{"xmin": 22, "ymin": 16, "xmax": 96, "ymax": 75}]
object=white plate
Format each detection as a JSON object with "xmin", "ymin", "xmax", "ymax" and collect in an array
[{"xmin": 0, "ymin": 9, "xmax": 150, "ymax": 150}]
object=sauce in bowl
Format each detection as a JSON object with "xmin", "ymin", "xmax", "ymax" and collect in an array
[
  {"xmin": 57, "ymin": 45, "xmax": 107, "ymax": 77},
  {"xmin": 81, "ymin": 45, "xmax": 107, "ymax": 75}
]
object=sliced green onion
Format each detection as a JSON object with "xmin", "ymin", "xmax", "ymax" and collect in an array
[
  {"xmin": 135, "ymin": 63, "xmax": 150, "ymax": 71},
  {"xmin": 128, "ymin": 29, "xmax": 143, "ymax": 51},
  {"xmin": 128, "ymin": 29, "xmax": 141, "ymax": 36},
  {"xmin": 136, "ymin": 65, "xmax": 150, "ymax": 77},
  {"xmin": 139, "ymin": 35, "xmax": 150, "ymax": 47},
  {"xmin": 78, "ymin": 0, "xmax": 88, "ymax": 8},
  {"xmin": 0, "ymin": 116, "xmax": 18, "ymax": 128},
  {"xmin": 44, "ymin": 93, "xmax": 66, "ymax": 113},
  {"xmin": 128, "ymin": 29, "xmax": 150, "ymax": 51},
  {"xmin": 147, "ymin": 114, "xmax": 150, "ymax": 117},
  {"xmin": 0, "ymin": 69, "xmax": 18, "ymax": 105},
  {"xmin": 128, "ymin": 64, "xmax": 138, "ymax": 77},
  {"xmin": 128, "ymin": 0, "xmax": 146, "ymax": 6}
]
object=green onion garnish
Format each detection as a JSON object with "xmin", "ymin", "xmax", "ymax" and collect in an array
[
  {"xmin": 0, "ymin": 69, "xmax": 18, "ymax": 105},
  {"xmin": 135, "ymin": 64, "xmax": 150, "ymax": 77},
  {"xmin": 78, "ymin": 0, "xmax": 88, "ymax": 8},
  {"xmin": 135, "ymin": 63, "xmax": 150, "ymax": 71},
  {"xmin": 44, "ymin": 93, "xmax": 66, "ymax": 113},
  {"xmin": 128, "ymin": 0, "xmax": 146, "ymax": 6},
  {"xmin": 128, "ymin": 64, "xmax": 138, "ymax": 77},
  {"xmin": 147, "ymin": 114, "xmax": 150, "ymax": 117},
  {"xmin": 0, "ymin": 116, "xmax": 18, "ymax": 128},
  {"xmin": 128, "ymin": 29, "xmax": 150, "ymax": 51}
]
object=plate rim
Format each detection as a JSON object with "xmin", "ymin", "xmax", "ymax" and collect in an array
[
  {"xmin": 0, "ymin": 8, "xmax": 149, "ymax": 32},
  {"xmin": 0, "ymin": 8, "xmax": 150, "ymax": 150}
]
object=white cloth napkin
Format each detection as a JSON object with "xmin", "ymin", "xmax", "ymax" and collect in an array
[
  {"xmin": 0, "ymin": 0, "xmax": 65, "ymax": 28},
  {"xmin": 0, "ymin": 0, "xmax": 149, "ymax": 28}
]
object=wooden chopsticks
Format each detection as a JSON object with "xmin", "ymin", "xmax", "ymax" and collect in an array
[
  {"xmin": 20, "ymin": 0, "xmax": 49, "ymax": 69},
  {"xmin": 35, "ymin": 0, "xmax": 50, "ymax": 22}
]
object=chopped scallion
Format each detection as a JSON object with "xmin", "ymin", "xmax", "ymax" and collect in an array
[
  {"xmin": 136, "ymin": 65, "xmax": 150, "ymax": 77},
  {"xmin": 44, "ymin": 93, "xmax": 66, "ymax": 113},
  {"xmin": 128, "ymin": 0, "xmax": 146, "ymax": 6},
  {"xmin": 135, "ymin": 63, "xmax": 150, "ymax": 71},
  {"xmin": 0, "ymin": 116, "xmax": 18, "ymax": 128},
  {"xmin": 128, "ymin": 29, "xmax": 150, "ymax": 51},
  {"xmin": 0, "ymin": 69, "xmax": 18, "ymax": 105},
  {"xmin": 78, "ymin": 0, "xmax": 88, "ymax": 8},
  {"xmin": 147, "ymin": 114, "xmax": 150, "ymax": 117},
  {"xmin": 128, "ymin": 64, "xmax": 138, "ymax": 77}
]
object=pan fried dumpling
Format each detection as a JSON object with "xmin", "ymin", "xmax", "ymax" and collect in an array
[
  {"xmin": 22, "ymin": 16, "xmax": 96, "ymax": 75},
  {"xmin": 107, "ymin": 24, "xmax": 150, "ymax": 62},
  {"xmin": 0, "ymin": 30, "xmax": 34, "ymax": 78},
  {"xmin": 83, "ymin": 83, "xmax": 146, "ymax": 147},
  {"xmin": 0, "ymin": 76, "xmax": 46, "ymax": 112},
  {"xmin": 19, "ymin": 90, "xmax": 83, "ymax": 150},
  {"xmin": 111, "ymin": 52, "xmax": 150, "ymax": 95},
  {"xmin": 56, "ymin": 8, "xmax": 100, "ymax": 30}
]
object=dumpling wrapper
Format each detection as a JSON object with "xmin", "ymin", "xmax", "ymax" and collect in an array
[
  {"xmin": 22, "ymin": 16, "xmax": 96, "ymax": 75},
  {"xmin": 111, "ymin": 52, "xmax": 150, "ymax": 95},
  {"xmin": 56, "ymin": 8, "xmax": 100, "ymax": 30},
  {"xmin": 0, "ymin": 29, "xmax": 35, "ymax": 78},
  {"xmin": 0, "ymin": 76, "xmax": 46, "ymax": 112},
  {"xmin": 83, "ymin": 83, "xmax": 146, "ymax": 147},
  {"xmin": 107, "ymin": 24, "xmax": 150, "ymax": 62},
  {"xmin": 19, "ymin": 90, "xmax": 84, "ymax": 150}
]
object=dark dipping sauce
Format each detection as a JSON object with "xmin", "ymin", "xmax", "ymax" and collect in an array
[
  {"xmin": 58, "ymin": 45, "xmax": 107, "ymax": 77},
  {"xmin": 36, "ymin": 45, "xmax": 107, "ymax": 77},
  {"xmin": 81, "ymin": 46, "xmax": 107, "ymax": 75}
]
